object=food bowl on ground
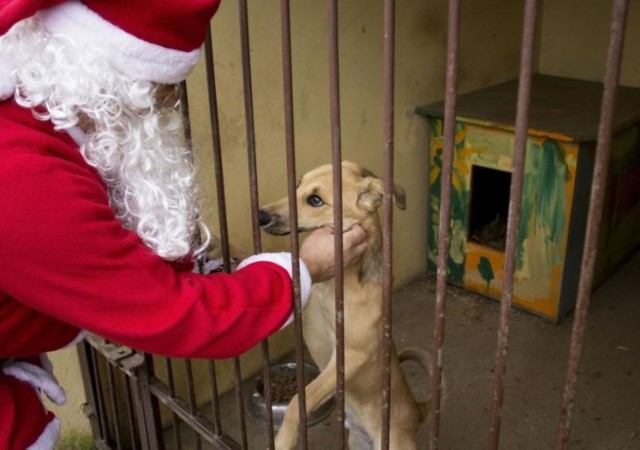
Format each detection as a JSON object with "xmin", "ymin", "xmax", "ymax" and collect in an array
[{"xmin": 248, "ymin": 362, "xmax": 335, "ymax": 430}]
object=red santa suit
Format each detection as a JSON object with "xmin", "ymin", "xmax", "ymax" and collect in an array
[
  {"xmin": 0, "ymin": 94, "xmax": 312, "ymax": 449},
  {"xmin": 0, "ymin": 1, "xmax": 312, "ymax": 448}
]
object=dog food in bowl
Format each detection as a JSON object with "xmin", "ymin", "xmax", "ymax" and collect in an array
[{"xmin": 248, "ymin": 362, "xmax": 335, "ymax": 430}]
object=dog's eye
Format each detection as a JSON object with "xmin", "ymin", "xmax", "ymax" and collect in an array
[{"xmin": 306, "ymin": 195, "xmax": 324, "ymax": 207}]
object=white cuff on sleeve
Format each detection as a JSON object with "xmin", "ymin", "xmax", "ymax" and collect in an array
[{"xmin": 237, "ymin": 252, "xmax": 312, "ymax": 329}]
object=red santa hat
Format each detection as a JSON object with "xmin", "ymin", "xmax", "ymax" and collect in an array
[{"xmin": 0, "ymin": 0, "xmax": 221, "ymax": 100}]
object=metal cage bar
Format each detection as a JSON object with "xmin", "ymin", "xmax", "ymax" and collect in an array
[
  {"xmin": 487, "ymin": 0, "xmax": 539, "ymax": 448},
  {"xmin": 555, "ymin": 0, "xmax": 630, "ymax": 448},
  {"xmin": 429, "ymin": 1, "xmax": 460, "ymax": 448},
  {"xmin": 326, "ymin": 1, "xmax": 348, "ymax": 448},
  {"xmin": 380, "ymin": 0, "xmax": 396, "ymax": 448},
  {"xmin": 236, "ymin": 2, "xmax": 278, "ymax": 446},
  {"xmin": 278, "ymin": 1, "xmax": 309, "ymax": 449}
]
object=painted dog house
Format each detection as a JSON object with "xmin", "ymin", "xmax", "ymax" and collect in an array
[{"xmin": 417, "ymin": 74, "xmax": 640, "ymax": 321}]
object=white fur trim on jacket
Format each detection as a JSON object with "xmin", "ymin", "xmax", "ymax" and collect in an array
[
  {"xmin": 2, "ymin": 360, "xmax": 67, "ymax": 406},
  {"xmin": 36, "ymin": 1, "xmax": 200, "ymax": 84},
  {"xmin": 237, "ymin": 252, "xmax": 312, "ymax": 329},
  {"xmin": 27, "ymin": 418, "xmax": 61, "ymax": 450}
]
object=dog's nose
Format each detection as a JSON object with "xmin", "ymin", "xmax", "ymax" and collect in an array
[{"xmin": 258, "ymin": 209, "xmax": 272, "ymax": 227}]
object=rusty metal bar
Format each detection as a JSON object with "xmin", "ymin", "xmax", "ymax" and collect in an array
[
  {"xmin": 90, "ymin": 343, "xmax": 111, "ymax": 440},
  {"xmin": 123, "ymin": 375, "xmax": 140, "ymax": 450},
  {"xmin": 429, "ymin": 0, "xmax": 460, "ymax": 448},
  {"xmin": 326, "ymin": 0, "xmax": 347, "ymax": 448},
  {"xmin": 163, "ymin": 358, "xmax": 182, "ymax": 449},
  {"xmin": 130, "ymin": 354, "xmax": 164, "ymax": 450},
  {"xmin": 203, "ymin": 28, "xmax": 232, "ymax": 273},
  {"xmin": 487, "ymin": 0, "xmax": 538, "ymax": 448},
  {"xmin": 207, "ymin": 361, "xmax": 223, "ymax": 436},
  {"xmin": 184, "ymin": 360, "xmax": 202, "ymax": 449},
  {"xmin": 381, "ymin": 0, "xmax": 395, "ymax": 449},
  {"xmin": 204, "ymin": 25, "xmax": 252, "ymax": 446},
  {"xmin": 77, "ymin": 342, "xmax": 107, "ymax": 441},
  {"xmin": 237, "ymin": 1, "xmax": 277, "ymax": 445},
  {"xmin": 232, "ymin": 358, "xmax": 248, "ymax": 449},
  {"xmin": 106, "ymin": 364, "xmax": 123, "ymax": 448},
  {"xmin": 556, "ymin": 0, "xmax": 630, "ymax": 447},
  {"xmin": 204, "ymin": 19, "xmax": 250, "ymax": 450},
  {"xmin": 238, "ymin": 0, "xmax": 263, "ymax": 254},
  {"xmin": 279, "ymin": 0, "xmax": 309, "ymax": 447},
  {"xmin": 148, "ymin": 377, "xmax": 241, "ymax": 449}
]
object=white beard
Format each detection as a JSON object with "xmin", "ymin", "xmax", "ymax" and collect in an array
[
  {"xmin": 2, "ymin": 17, "xmax": 204, "ymax": 260},
  {"xmin": 86, "ymin": 114, "xmax": 201, "ymax": 260}
]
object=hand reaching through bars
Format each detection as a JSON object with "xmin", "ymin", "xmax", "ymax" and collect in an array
[{"xmin": 300, "ymin": 224, "xmax": 368, "ymax": 283}]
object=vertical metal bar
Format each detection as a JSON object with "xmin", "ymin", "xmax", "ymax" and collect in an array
[
  {"xmin": 130, "ymin": 372, "xmax": 150, "ymax": 450},
  {"xmin": 326, "ymin": 1, "xmax": 346, "ymax": 448},
  {"xmin": 487, "ymin": 1, "xmax": 538, "ymax": 448},
  {"xmin": 203, "ymin": 28, "xmax": 233, "ymax": 272},
  {"xmin": 123, "ymin": 374, "xmax": 140, "ymax": 450},
  {"xmin": 77, "ymin": 342, "xmax": 106, "ymax": 440},
  {"xmin": 90, "ymin": 345, "xmax": 111, "ymax": 439},
  {"xmin": 184, "ymin": 360, "xmax": 202, "ymax": 449},
  {"xmin": 179, "ymin": 80, "xmax": 207, "ymax": 273},
  {"xmin": 237, "ymin": 1, "xmax": 277, "ymax": 445},
  {"xmin": 232, "ymin": 359, "xmax": 249, "ymax": 449},
  {"xmin": 207, "ymin": 361, "xmax": 223, "ymax": 435},
  {"xmin": 429, "ymin": 1, "xmax": 460, "ymax": 448},
  {"xmin": 279, "ymin": 0, "xmax": 309, "ymax": 447},
  {"xmin": 381, "ymin": 0, "xmax": 395, "ymax": 449},
  {"xmin": 106, "ymin": 364, "xmax": 123, "ymax": 448},
  {"xmin": 164, "ymin": 358, "xmax": 182, "ymax": 449},
  {"xmin": 238, "ymin": 0, "xmax": 262, "ymax": 254},
  {"xmin": 556, "ymin": 0, "xmax": 630, "ymax": 448},
  {"xmin": 131, "ymin": 354, "xmax": 164, "ymax": 450},
  {"xmin": 204, "ymin": 25, "xmax": 250, "ymax": 447},
  {"xmin": 201, "ymin": 30, "xmax": 229, "ymax": 441}
]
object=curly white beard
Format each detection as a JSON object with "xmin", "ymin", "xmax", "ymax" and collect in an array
[{"xmin": 1, "ymin": 18, "xmax": 206, "ymax": 260}]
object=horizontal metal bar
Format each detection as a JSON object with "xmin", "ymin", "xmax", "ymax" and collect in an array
[{"xmin": 148, "ymin": 377, "xmax": 241, "ymax": 450}]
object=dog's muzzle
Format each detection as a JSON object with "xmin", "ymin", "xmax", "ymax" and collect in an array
[
  {"xmin": 258, "ymin": 209, "xmax": 272, "ymax": 227},
  {"xmin": 258, "ymin": 209, "xmax": 291, "ymax": 235}
]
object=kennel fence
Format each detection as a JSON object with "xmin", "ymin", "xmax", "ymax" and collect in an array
[{"xmin": 76, "ymin": 0, "xmax": 634, "ymax": 449}]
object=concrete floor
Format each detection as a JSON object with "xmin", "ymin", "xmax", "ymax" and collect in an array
[{"xmin": 179, "ymin": 251, "xmax": 639, "ymax": 449}]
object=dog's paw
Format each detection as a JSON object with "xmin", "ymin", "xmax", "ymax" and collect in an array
[{"xmin": 274, "ymin": 431, "xmax": 297, "ymax": 450}]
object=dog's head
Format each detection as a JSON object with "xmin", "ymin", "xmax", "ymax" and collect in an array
[{"xmin": 259, "ymin": 161, "xmax": 406, "ymax": 235}]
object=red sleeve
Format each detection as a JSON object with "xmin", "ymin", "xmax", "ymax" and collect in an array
[{"xmin": 0, "ymin": 147, "xmax": 293, "ymax": 360}]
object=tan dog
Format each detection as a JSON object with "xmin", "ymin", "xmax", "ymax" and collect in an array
[{"xmin": 259, "ymin": 161, "xmax": 430, "ymax": 450}]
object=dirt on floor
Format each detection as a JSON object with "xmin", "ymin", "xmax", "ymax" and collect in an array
[{"xmin": 201, "ymin": 251, "xmax": 640, "ymax": 449}]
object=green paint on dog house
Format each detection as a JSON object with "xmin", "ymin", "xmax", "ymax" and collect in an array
[{"xmin": 417, "ymin": 75, "xmax": 640, "ymax": 321}]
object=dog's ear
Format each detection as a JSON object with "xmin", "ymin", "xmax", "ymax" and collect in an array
[
  {"xmin": 393, "ymin": 184, "xmax": 407, "ymax": 210},
  {"xmin": 357, "ymin": 177, "xmax": 407, "ymax": 212}
]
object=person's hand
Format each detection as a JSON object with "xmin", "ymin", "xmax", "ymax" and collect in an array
[{"xmin": 299, "ymin": 224, "xmax": 368, "ymax": 283}]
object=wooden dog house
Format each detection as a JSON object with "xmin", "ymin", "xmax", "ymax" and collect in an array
[{"xmin": 417, "ymin": 74, "xmax": 640, "ymax": 321}]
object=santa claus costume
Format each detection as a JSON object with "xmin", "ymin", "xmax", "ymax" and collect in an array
[{"xmin": 0, "ymin": 1, "xmax": 311, "ymax": 448}]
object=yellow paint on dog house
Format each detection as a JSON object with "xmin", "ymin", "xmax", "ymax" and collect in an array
[{"xmin": 417, "ymin": 75, "xmax": 640, "ymax": 321}]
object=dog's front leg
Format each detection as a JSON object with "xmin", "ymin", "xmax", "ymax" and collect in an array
[{"xmin": 275, "ymin": 356, "xmax": 338, "ymax": 450}]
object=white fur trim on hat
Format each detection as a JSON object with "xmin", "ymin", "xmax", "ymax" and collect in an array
[
  {"xmin": 36, "ymin": 1, "xmax": 200, "ymax": 84},
  {"xmin": 237, "ymin": 252, "xmax": 312, "ymax": 329}
]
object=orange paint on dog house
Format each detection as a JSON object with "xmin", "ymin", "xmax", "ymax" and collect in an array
[{"xmin": 417, "ymin": 75, "xmax": 640, "ymax": 321}]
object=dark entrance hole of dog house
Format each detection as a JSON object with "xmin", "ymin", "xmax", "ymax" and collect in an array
[{"xmin": 469, "ymin": 165, "xmax": 511, "ymax": 251}]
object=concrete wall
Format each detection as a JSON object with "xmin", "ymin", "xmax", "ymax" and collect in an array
[
  {"xmin": 49, "ymin": 0, "xmax": 638, "ymax": 443},
  {"xmin": 538, "ymin": 0, "xmax": 640, "ymax": 88}
]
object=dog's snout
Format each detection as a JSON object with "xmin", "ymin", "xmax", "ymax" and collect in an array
[{"xmin": 258, "ymin": 209, "xmax": 272, "ymax": 227}]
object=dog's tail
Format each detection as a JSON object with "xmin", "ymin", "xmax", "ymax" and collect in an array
[{"xmin": 398, "ymin": 347, "xmax": 446, "ymax": 424}]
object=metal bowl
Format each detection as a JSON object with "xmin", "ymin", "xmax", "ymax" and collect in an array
[{"xmin": 248, "ymin": 362, "xmax": 335, "ymax": 430}]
